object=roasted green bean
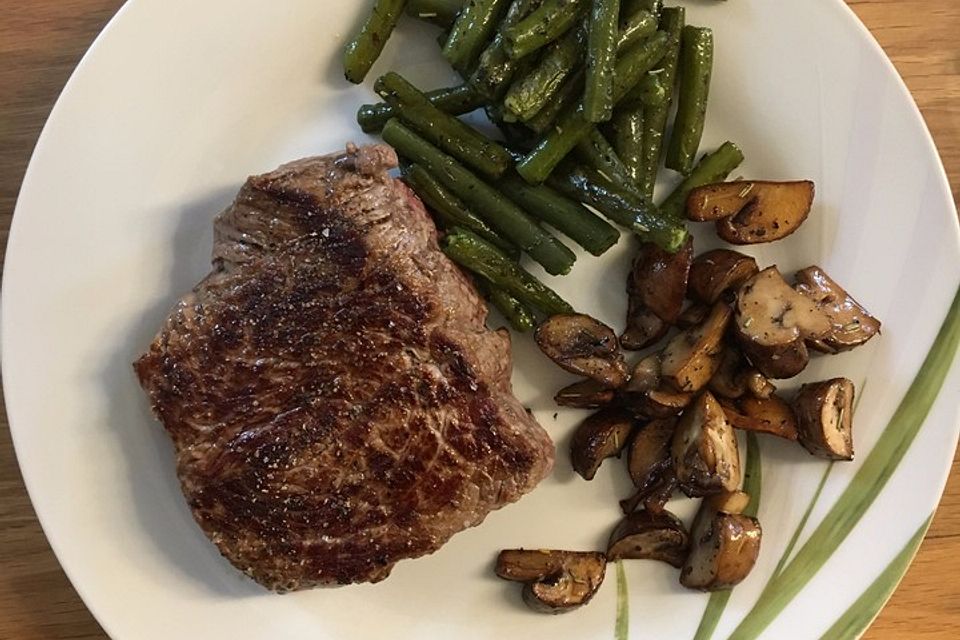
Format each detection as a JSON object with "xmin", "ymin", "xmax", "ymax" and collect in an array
[
  {"xmin": 475, "ymin": 279, "xmax": 538, "ymax": 331},
  {"xmin": 403, "ymin": 164, "xmax": 519, "ymax": 256},
  {"xmin": 665, "ymin": 26, "xmax": 714, "ymax": 174},
  {"xmin": 357, "ymin": 84, "xmax": 484, "ymax": 133},
  {"xmin": 443, "ymin": 0, "xmax": 512, "ymax": 75},
  {"xmin": 575, "ymin": 128, "xmax": 636, "ymax": 189},
  {"xmin": 502, "ymin": 0, "xmax": 589, "ymax": 60},
  {"xmin": 375, "ymin": 72, "xmax": 512, "ymax": 177},
  {"xmin": 498, "ymin": 173, "xmax": 620, "ymax": 255},
  {"xmin": 442, "ymin": 228, "xmax": 574, "ymax": 315},
  {"xmin": 503, "ymin": 23, "xmax": 586, "ymax": 122},
  {"xmin": 607, "ymin": 107, "xmax": 645, "ymax": 187},
  {"xmin": 584, "ymin": 0, "xmax": 620, "ymax": 123},
  {"xmin": 469, "ymin": 0, "xmax": 545, "ymax": 99},
  {"xmin": 658, "ymin": 141, "xmax": 744, "ymax": 219},
  {"xmin": 343, "ymin": 0, "xmax": 407, "ymax": 84},
  {"xmin": 382, "ymin": 119, "xmax": 576, "ymax": 275}
]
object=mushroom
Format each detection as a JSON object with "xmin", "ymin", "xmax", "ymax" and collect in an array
[
  {"xmin": 536, "ymin": 314, "xmax": 628, "ymax": 388},
  {"xmin": 708, "ymin": 345, "xmax": 748, "ymax": 399},
  {"xmin": 743, "ymin": 369, "xmax": 776, "ymax": 399},
  {"xmin": 680, "ymin": 492, "xmax": 762, "ymax": 591},
  {"xmin": 688, "ymin": 249, "xmax": 760, "ymax": 304},
  {"xmin": 626, "ymin": 418, "xmax": 677, "ymax": 488},
  {"xmin": 495, "ymin": 549, "xmax": 607, "ymax": 614},
  {"xmin": 685, "ymin": 180, "xmax": 815, "ymax": 245},
  {"xmin": 792, "ymin": 377, "xmax": 856, "ymax": 460},
  {"xmin": 570, "ymin": 408, "xmax": 636, "ymax": 480},
  {"xmin": 621, "ymin": 239, "xmax": 694, "ymax": 350},
  {"xmin": 719, "ymin": 394, "xmax": 799, "ymax": 441},
  {"xmin": 621, "ymin": 353, "xmax": 662, "ymax": 396},
  {"xmin": 677, "ymin": 302, "xmax": 711, "ymax": 329},
  {"xmin": 733, "ymin": 267, "xmax": 832, "ymax": 379},
  {"xmin": 660, "ymin": 302, "xmax": 732, "ymax": 392},
  {"xmin": 671, "ymin": 391, "xmax": 742, "ymax": 497},
  {"xmin": 620, "ymin": 471, "xmax": 678, "ymax": 515},
  {"xmin": 794, "ymin": 266, "xmax": 881, "ymax": 353},
  {"xmin": 625, "ymin": 386, "xmax": 694, "ymax": 419},
  {"xmin": 607, "ymin": 510, "xmax": 690, "ymax": 567},
  {"xmin": 555, "ymin": 379, "xmax": 617, "ymax": 409}
]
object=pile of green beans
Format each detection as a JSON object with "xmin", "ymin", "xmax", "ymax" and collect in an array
[{"xmin": 343, "ymin": 0, "xmax": 743, "ymax": 325}]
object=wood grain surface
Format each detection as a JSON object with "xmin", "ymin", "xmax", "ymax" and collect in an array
[{"xmin": 0, "ymin": 1, "xmax": 957, "ymax": 638}]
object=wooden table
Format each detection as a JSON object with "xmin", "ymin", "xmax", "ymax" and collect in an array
[{"xmin": 0, "ymin": 1, "xmax": 957, "ymax": 638}]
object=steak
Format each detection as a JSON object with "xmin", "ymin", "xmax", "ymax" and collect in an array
[{"xmin": 134, "ymin": 144, "xmax": 554, "ymax": 591}]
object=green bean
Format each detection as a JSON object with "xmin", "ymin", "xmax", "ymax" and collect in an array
[
  {"xmin": 625, "ymin": 70, "xmax": 668, "ymax": 107},
  {"xmin": 382, "ymin": 119, "xmax": 576, "ymax": 275},
  {"xmin": 357, "ymin": 84, "xmax": 484, "ymax": 133},
  {"xmin": 502, "ymin": 0, "xmax": 589, "ymax": 60},
  {"xmin": 639, "ymin": 5, "xmax": 684, "ymax": 197},
  {"xmin": 375, "ymin": 72, "xmax": 513, "ymax": 178},
  {"xmin": 343, "ymin": 0, "xmax": 407, "ymax": 84},
  {"xmin": 497, "ymin": 173, "xmax": 620, "ymax": 255},
  {"xmin": 443, "ymin": 0, "xmax": 512, "ymax": 75},
  {"xmin": 406, "ymin": 0, "xmax": 464, "ymax": 27},
  {"xmin": 658, "ymin": 141, "xmax": 745, "ymax": 219},
  {"xmin": 607, "ymin": 107, "xmax": 645, "ymax": 187},
  {"xmin": 548, "ymin": 161, "xmax": 688, "ymax": 252},
  {"xmin": 584, "ymin": 0, "xmax": 620, "ymax": 122},
  {"xmin": 575, "ymin": 128, "xmax": 635, "ymax": 188},
  {"xmin": 504, "ymin": 23, "xmax": 586, "ymax": 122},
  {"xmin": 442, "ymin": 228, "xmax": 574, "ymax": 315},
  {"xmin": 522, "ymin": 71, "xmax": 582, "ymax": 133},
  {"xmin": 665, "ymin": 26, "xmax": 714, "ymax": 175},
  {"xmin": 623, "ymin": 0, "xmax": 662, "ymax": 19},
  {"xmin": 469, "ymin": 0, "xmax": 545, "ymax": 100},
  {"xmin": 616, "ymin": 8, "xmax": 658, "ymax": 50},
  {"xmin": 516, "ymin": 31, "xmax": 669, "ymax": 184},
  {"xmin": 474, "ymin": 278, "xmax": 537, "ymax": 332},
  {"xmin": 403, "ymin": 164, "xmax": 519, "ymax": 256}
]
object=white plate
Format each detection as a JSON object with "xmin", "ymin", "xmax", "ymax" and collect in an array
[{"xmin": 4, "ymin": 1, "xmax": 959, "ymax": 639}]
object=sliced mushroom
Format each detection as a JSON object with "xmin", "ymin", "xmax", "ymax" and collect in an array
[
  {"xmin": 688, "ymin": 249, "xmax": 760, "ymax": 304},
  {"xmin": 680, "ymin": 494, "xmax": 762, "ymax": 591},
  {"xmin": 733, "ymin": 267, "xmax": 832, "ymax": 379},
  {"xmin": 792, "ymin": 377, "xmax": 855, "ymax": 460},
  {"xmin": 627, "ymin": 238, "xmax": 695, "ymax": 323},
  {"xmin": 624, "ymin": 386, "xmax": 694, "ymax": 419},
  {"xmin": 620, "ymin": 471, "xmax": 678, "ymax": 515},
  {"xmin": 495, "ymin": 549, "xmax": 607, "ymax": 614},
  {"xmin": 719, "ymin": 394, "xmax": 798, "ymax": 441},
  {"xmin": 743, "ymin": 369, "xmax": 776, "ymax": 399},
  {"xmin": 671, "ymin": 391, "xmax": 742, "ymax": 497},
  {"xmin": 677, "ymin": 302, "xmax": 711, "ymax": 329},
  {"xmin": 555, "ymin": 379, "xmax": 617, "ymax": 409},
  {"xmin": 627, "ymin": 418, "xmax": 677, "ymax": 487},
  {"xmin": 536, "ymin": 314, "xmax": 628, "ymax": 388},
  {"xmin": 660, "ymin": 302, "xmax": 732, "ymax": 392},
  {"xmin": 621, "ymin": 303, "xmax": 669, "ymax": 351},
  {"xmin": 607, "ymin": 510, "xmax": 690, "ymax": 567},
  {"xmin": 706, "ymin": 489, "xmax": 752, "ymax": 515},
  {"xmin": 708, "ymin": 345, "xmax": 748, "ymax": 399},
  {"xmin": 622, "ymin": 353, "xmax": 662, "ymax": 396},
  {"xmin": 570, "ymin": 408, "xmax": 636, "ymax": 480},
  {"xmin": 794, "ymin": 266, "xmax": 881, "ymax": 353},
  {"xmin": 685, "ymin": 180, "xmax": 815, "ymax": 245}
]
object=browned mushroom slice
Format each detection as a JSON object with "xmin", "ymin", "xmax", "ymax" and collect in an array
[
  {"xmin": 688, "ymin": 249, "xmax": 760, "ymax": 304},
  {"xmin": 627, "ymin": 238, "xmax": 695, "ymax": 323},
  {"xmin": 743, "ymin": 368, "xmax": 776, "ymax": 399},
  {"xmin": 625, "ymin": 386, "xmax": 694, "ymax": 419},
  {"xmin": 627, "ymin": 418, "xmax": 677, "ymax": 487},
  {"xmin": 792, "ymin": 377, "xmax": 855, "ymax": 460},
  {"xmin": 685, "ymin": 180, "xmax": 814, "ymax": 245},
  {"xmin": 671, "ymin": 391, "xmax": 742, "ymax": 497},
  {"xmin": 570, "ymin": 408, "xmax": 636, "ymax": 480},
  {"xmin": 495, "ymin": 550, "xmax": 607, "ymax": 614},
  {"xmin": 680, "ymin": 494, "xmax": 762, "ymax": 591},
  {"xmin": 622, "ymin": 353, "xmax": 662, "ymax": 396},
  {"xmin": 621, "ymin": 302, "xmax": 669, "ymax": 351},
  {"xmin": 708, "ymin": 345, "xmax": 748, "ymax": 399},
  {"xmin": 719, "ymin": 394, "xmax": 799, "ymax": 441},
  {"xmin": 677, "ymin": 302, "xmax": 711, "ymax": 329},
  {"xmin": 620, "ymin": 471, "xmax": 678, "ymax": 515},
  {"xmin": 555, "ymin": 379, "xmax": 617, "ymax": 409},
  {"xmin": 733, "ymin": 267, "xmax": 832, "ymax": 379},
  {"xmin": 794, "ymin": 266, "xmax": 881, "ymax": 354},
  {"xmin": 607, "ymin": 510, "xmax": 690, "ymax": 567},
  {"xmin": 661, "ymin": 302, "xmax": 732, "ymax": 392},
  {"xmin": 536, "ymin": 314, "xmax": 628, "ymax": 388}
]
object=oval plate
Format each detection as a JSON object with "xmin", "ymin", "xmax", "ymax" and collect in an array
[{"xmin": 4, "ymin": 1, "xmax": 959, "ymax": 638}]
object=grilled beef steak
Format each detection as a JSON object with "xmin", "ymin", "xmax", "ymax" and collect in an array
[{"xmin": 134, "ymin": 144, "xmax": 554, "ymax": 591}]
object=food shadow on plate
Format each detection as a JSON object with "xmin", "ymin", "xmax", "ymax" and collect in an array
[{"xmin": 100, "ymin": 187, "xmax": 266, "ymax": 598}]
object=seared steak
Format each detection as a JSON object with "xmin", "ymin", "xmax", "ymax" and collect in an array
[{"xmin": 134, "ymin": 144, "xmax": 554, "ymax": 591}]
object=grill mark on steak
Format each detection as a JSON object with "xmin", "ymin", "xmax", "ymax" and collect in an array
[{"xmin": 135, "ymin": 144, "xmax": 554, "ymax": 591}]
